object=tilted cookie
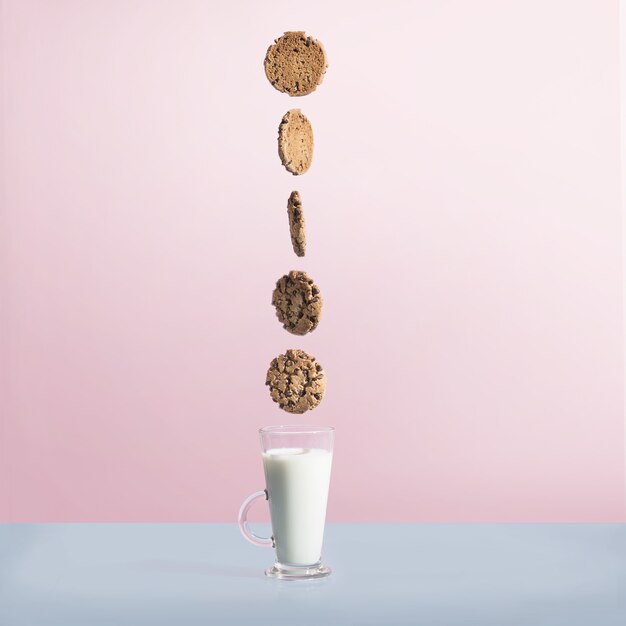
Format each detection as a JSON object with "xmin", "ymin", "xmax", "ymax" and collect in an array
[
  {"xmin": 266, "ymin": 349, "xmax": 326, "ymax": 413},
  {"xmin": 264, "ymin": 31, "xmax": 328, "ymax": 97},
  {"xmin": 287, "ymin": 191, "xmax": 306, "ymax": 257},
  {"xmin": 272, "ymin": 270, "xmax": 322, "ymax": 335},
  {"xmin": 278, "ymin": 109, "xmax": 314, "ymax": 175}
]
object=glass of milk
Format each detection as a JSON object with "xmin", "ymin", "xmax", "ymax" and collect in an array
[{"xmin": 238, "ymin": 425, "xmax": 334, "ymax": 580}]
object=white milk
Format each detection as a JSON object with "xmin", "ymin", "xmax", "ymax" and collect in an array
[{"xmin": 262, "ymin": 447, "xmax": 333, "ymax": 565}]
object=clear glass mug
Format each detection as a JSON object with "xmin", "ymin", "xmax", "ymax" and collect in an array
[{"xmin": 238, "ymin": 425, "xmax": 334, "ymax": 580}]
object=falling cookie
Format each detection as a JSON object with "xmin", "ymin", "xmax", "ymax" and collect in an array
[
  {"xmin": 266, "ymin": 349, "xmax": 326, "ymax": 413},
  {"xmin": 278, "ymin": 109, "xmax": 314, "ymax": 175},
  {"xmin": 264, "ymin": 31, "xmax": 328, "ymax": 97},
  {"xmin": 287, "ymin": 191, "xmax": 306, "ymax": 257},
  {"xmin": 272, "ymin": 270, "xmax": 322, "ymax": 335}
]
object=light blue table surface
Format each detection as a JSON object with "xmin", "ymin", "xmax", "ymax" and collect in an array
[{"xmin": 0, "ymin": 523, "xmax": 624, "ymax": 625}]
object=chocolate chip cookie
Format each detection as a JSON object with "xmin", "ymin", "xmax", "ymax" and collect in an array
[
  {"xmin": 272, "ymin": 270, "xmax": 322, "ymax": 335},
  {"xmin": 264, "ymin": 31, "xmax": 328, "ymax": 96},
  {"xmin": 287, "ymin": 191, "xmax": 306, "ymax": 257},
  {"xmin": 266, "ymin": 349, "xmax": 326, "ymax": 413},
  {"xmin": 278, "ymin": 109, "xmax": 314, "ymax": 175}
]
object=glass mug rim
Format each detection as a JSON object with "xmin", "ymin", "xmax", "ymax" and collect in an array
[{"xmin": 259, "ymin": 424, "xmax": 334, "ymax": 436}]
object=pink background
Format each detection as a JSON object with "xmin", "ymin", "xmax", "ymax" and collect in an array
[{"xmin": 1, "ymin": 0, "xmax": 624, "ymax": 522}]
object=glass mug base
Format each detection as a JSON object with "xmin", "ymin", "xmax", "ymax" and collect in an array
[{"xmin": 265, "ymin": 560, "xmax": 331, "ymax": 580}]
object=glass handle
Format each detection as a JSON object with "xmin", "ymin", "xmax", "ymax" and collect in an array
[{"xmin": 238, "ymin": 489, "xmax": 274, "ymax": 547}]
